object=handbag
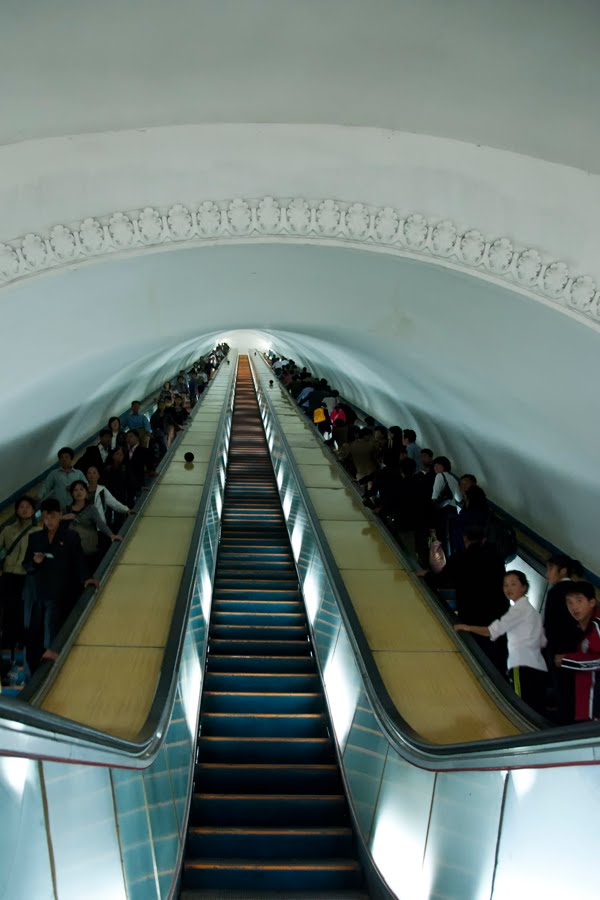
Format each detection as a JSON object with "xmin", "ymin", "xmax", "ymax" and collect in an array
[
  {"xmin": 0, "ymin": 522, "xmax": 35, "ymax": 570},
  {"xmin": 434, "ymin": 474, "xmax": 453, "ymax": 507},
  {"xmin": 428, "ymin": 535, "xmax": 447, "ymax": 574}
]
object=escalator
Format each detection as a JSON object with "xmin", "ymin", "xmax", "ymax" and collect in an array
[{"xmin": 181, "ymin": 356, "xmax": 366, "ymax": 898}]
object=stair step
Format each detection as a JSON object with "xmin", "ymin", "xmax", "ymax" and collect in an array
[
  {"xmin": 187, "ymin": 826, "xmax": 354, "ymax": 859},
  {"xmin": 204, "ymin": 672, "xmax": 318, "ymax": 692},
  {"xmin": 201, "ymin": 713, "xmax": 327, "ymax": 738},
  {"xmin": 209, "ymin": 625, "xmax": 308, "ymax": 641},
  {"xmin": 202, "ymin": 692, "xmax": 322, "ymax": 714},
  {"xmin": 197, "ymin": 736, "xmax": 334, "ymax": 764},
  {"xmin": 207, "ymin": 655, "xmax": 315, "ymax": 673},
  {"xmin": 190, "ymin": 794, "xmax": 348, "ymax": 827},
  {"xmin": 183, "ymin": 857, "xmax": 361, "ymax": 892},
  {"xmin": 194, "ymin": 763, "xmax": 341, "ymax": 793}
]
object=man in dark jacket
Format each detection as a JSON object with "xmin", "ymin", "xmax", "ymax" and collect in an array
[
  {"xmin": 436, "ymin": 526, "xmax": 509, "ymax": 673},
  {"xmin": 23, "ymin": 499, "xmax": 98, "ymax": 673}
]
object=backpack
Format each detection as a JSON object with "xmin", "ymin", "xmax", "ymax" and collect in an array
[
  {"xmin": 486, "ymin": 513, "xmax": 518, "ymax": 563},
  {"xmin": 313, "ymin": 407, "xmax": 327, "ymax": 424},
  {"xmin": 330, "ymin": 407, "xmax": 346, "ymax": 425}
]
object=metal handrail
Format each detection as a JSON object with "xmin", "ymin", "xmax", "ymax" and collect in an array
[
  {"xmin": 0, "ymin": 355, "xmax": 237, "ymax": 766},
  {"xmin": 250, "ymin": 354, "xmax": 600, "ymax": 771}
]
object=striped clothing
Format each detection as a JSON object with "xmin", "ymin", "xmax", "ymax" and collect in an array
[{"xmin": 561, "ymin": 615, "xmax": 600, "ymax": 721}]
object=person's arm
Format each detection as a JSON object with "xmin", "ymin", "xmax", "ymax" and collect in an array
[
  {"xmin": 88, "ymin": 505, "xmax": 121, "ymax": 541},
  {"xmin": 454, "ymin": 623, "xmax": 491, "ymax": 637},
  {"xmin": 142, "ymin": 414, "xmax": 152, "ymax": 433},
  {"xmin": 431, "ymin": 473, "xmax": 441, "ymax": 501},
  {"xmin": 102, "ymin": 486, "xmax": 130, "ymax": 515},
  {"xmin": 556, "ymin": 624, "xmax": 600, "ymax": 669}
]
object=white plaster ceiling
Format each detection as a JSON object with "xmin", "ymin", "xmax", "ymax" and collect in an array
[
  {"xmin": 2, "ymin": 0, "xmax": 599, "ymax": 172},
  {"xmin": 2, "ymin": 244, "xmax": 599, "ymax": 572}
]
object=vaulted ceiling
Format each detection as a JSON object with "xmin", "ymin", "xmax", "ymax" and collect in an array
[{"xmin": 1, "ymin": 0, "xmax": 599, "ymax": 570}]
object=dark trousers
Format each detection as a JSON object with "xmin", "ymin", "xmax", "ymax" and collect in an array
[
  {"xmin": 24, "ymin": 597, "xmax": 63, "ymax": 675},
  {"xmin": 511, "ymin": 666, "xmax": 548, "ymax": 716},
  {"xmin": 0, "ymin": 573, "xmax": 25, "ymax": 655}
]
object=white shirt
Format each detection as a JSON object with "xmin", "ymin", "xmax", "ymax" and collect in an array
[
  {"xmin": 431, "ymin": 471, "xmax": 462, "ymax": 507},
  {"xmin": 488, "ymin": 596, "xmax": 548, "ymax": 671},
  {"xmin": 91, "ymin": 485, "xmax": 129, "ymax": 524}
]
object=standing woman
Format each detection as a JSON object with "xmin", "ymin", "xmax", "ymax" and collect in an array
[
  {"xmin": 85, "ymin": 466, "xmax": 133, "ymax": 555},
  {"xmin": 431, "ymin": 456, "xmax": 462, "ymax": 555},
  {"xmin": 102, "ymin": 447, "xmax": 130, "ymax": 525},
  {"xmin": 455, "ymin": 571, "xmax": 548, "ymax": 715},
  {"xmin": 107, "ymin": 416, "xmax": 127, "ymax": 451},
  {"xmin": 63, "ymin": 481, "xmax": 122, "ymax": 573}
]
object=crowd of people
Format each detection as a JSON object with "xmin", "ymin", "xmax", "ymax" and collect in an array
[
  {"xmin": 0, "ymin": 346, "xmax": 228, "ymax": 687},
  {"xmin": 267, "ymin": 353, "xmax": 600, "ymax": 726}
]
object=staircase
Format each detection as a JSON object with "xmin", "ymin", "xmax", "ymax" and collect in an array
[{"xmin": 181, "ymin": 356, "xmax": 366, "ymax": 899}]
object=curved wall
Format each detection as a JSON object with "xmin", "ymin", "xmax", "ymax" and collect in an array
[{"xmin": 2, "ymin": 243, "xmax": 598, "ymax": 572}]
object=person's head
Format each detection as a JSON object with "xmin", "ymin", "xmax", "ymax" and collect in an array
[
  {"xmin": 459, "ymin": 474, "xmax": 478, "ymax": 497},
  {"xmin": 420, "ymin": 448, "xmax": 433, "ymax": 469},
  {"xmin": 164, "ymin": 381, "xmax": 172, "ymax": 390},
  {"xmin": 86, "ymin": 465, "xmax": 101, "ymax": 487},
  {"xmin": 14, "ymin": 495, "xmax": 35, "ymax": 521},
  {"xmin": 433, "ymin": 455, "xmax": 451, "ymax": 474},
  {"xmin": 40, "ymin": 498, "xmax": 61, "ymax": 532},
  {"xmin": 374, "ymin": 426, "xmax": 388, "ymax": 441},
  {"xmin": 126, "ymin": 430, "xmax": 140, "ymax": 448},
  {"xmin": 402, "ymin": 428, "xmax": 417, "ymax": 446},
  {"xmin": 99, "ymin": 428, "xmax": 112, "ymax": 449},
  {"xmin": 463, "ymin": 525, "xmax": 485, "ymax": 547},
  {"xmin": 131, "ymin": 401, "xmax": 141, "ymax": 413},
  {"xmin": 57, "ymin": 447, "xmax": 75, "ymax": 470},
  {"xmin": 177, "ymin": 375, "xmax": 185, "ymax": 384},
  {"xmin": 174, "ymin": 394, "xmax": 183, "ymax": 407},
  {"xmin": 157, "ymin": 400, "xmax": 166, "ymax": 414},
  {"xmin": 69, "ymin": 480, "xmax": 88, "ymax": 505},
  {"xmin": 364, "ymin": 416, "xmax": 375, "ymax": 428},
  {"xmin": 400, "ymin": 457, "xmax": 417, "ymax": 478},
  {"xmin": 504, "ymin": 570, "xmax": 529, "ymax": 601},
  {"xmin": 360, "ymin": 428, "xmax": 373, "ymax": 440},
  {"xmin": 108, "ymin": 416, "xmax": 121, "ymax": 433},
  {"xmin": 566, "ymin": 582, "xmax": 597, "ymax": 630},
  {"xmin": 546, "ymin": 554, "xmax": 583, "ymax": 585},
  {"xmin": 110, "ymin": 447, "xmax": 125, "ymax": 467}
]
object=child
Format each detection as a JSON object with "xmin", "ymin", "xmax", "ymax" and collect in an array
[
  {"xmin": 555, "ymin": 582, "xmax": 600, "ymax": 722},
  {"xmin": 454, "ymin": 570, "xmax": 548, "ymax": 714}
]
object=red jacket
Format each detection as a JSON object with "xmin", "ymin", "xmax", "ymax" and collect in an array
[{"xmin": 561, "ymin": 613, "xmax": 600, "ymax": 721}]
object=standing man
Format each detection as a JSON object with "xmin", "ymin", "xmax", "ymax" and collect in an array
[
  {"xmin": 23, "ymin": 499, "xmax": 98, "ymax": 673},
  {"xmin": 121, "ymin": 401, "xmax": 152, "ymax": 448},
  {"xmin": 38, "ymin": 447, "xmax": 87, "ymax": 510}
]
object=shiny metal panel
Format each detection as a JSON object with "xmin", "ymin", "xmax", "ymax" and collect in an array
[
  {"xmin": 343, "ymin": 687, "xmax": 388, "ymax": 842},
  {"xmin": 492, "ymin": 766, "xmax": 600, "ymax": 900},
  {"xmin": 43, "ymin": 761, "xmax": 127, "ymax": 900},
  {"xmin": 0, "ymin": 757, "xmax": 54, "ymax": 900},
  {"xmin": 423, "ymin": 769, "xmax": 506, "ymax": 900},
  {"xmin": 370, "ymin": 748, "xmax": 435, "ymax": 899}
]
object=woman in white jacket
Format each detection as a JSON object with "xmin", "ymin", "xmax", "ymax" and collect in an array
[{"xmin": 84, "ymin": 465, "xmax": 132, "ymax": 528}]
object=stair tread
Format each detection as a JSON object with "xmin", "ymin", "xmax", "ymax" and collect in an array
[{"xmin": 185, "ymin": 858, "xmax": 360, "ymax": 870}]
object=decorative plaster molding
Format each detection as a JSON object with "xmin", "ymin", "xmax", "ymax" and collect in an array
[{"xmin": 0, "ymin": 196, "xmax": 598, "ymax": 325}]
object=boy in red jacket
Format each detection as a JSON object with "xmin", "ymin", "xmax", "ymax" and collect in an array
[{"xmin": 555, "ymin": 582, "xmax": 600, "ymax": 722}]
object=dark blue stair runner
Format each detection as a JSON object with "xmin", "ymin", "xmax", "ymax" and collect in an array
[{"xmin": 181, "ymin": 356, "xmax": 366, "ymax": 899}]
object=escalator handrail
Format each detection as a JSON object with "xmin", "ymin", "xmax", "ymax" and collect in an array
[
  {"xmin": 250, "ymin": 355, "xmax": 600, "ymax": 771},
  {"xmin": 0, "ymin": 355, "xmax": 237, "ymax": 765}
]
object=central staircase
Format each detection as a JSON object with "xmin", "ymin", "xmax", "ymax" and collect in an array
[{"xmin": 181, "ymin": 356, "xmax": 366, "ymax": 898}]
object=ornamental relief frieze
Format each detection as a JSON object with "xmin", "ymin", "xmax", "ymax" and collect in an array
[{"xmin": 0, "ymin": 196, "xmax": 597, "ymax": 324}]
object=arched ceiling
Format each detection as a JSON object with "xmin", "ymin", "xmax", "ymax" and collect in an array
[
  {"xmin": 1, "ymin": 1, "xmax": 599, "ymax": 576},
  {"xmin": 2, "ymin": 1, "xmax": 599, "ymax": 171},
  {"xmin": 2, "ymin": 243, "xmax": 599, "ymax": 572}
]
